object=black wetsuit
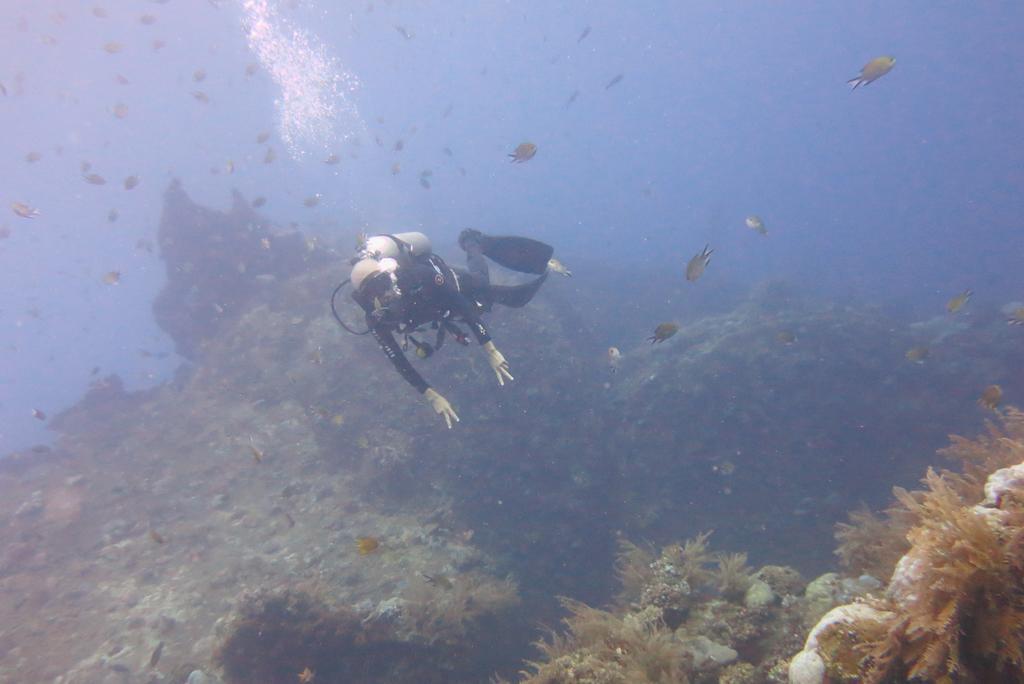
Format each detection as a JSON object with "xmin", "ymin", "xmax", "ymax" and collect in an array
[{"xmin": 353, "ymin": 253, "xmax": 491, "ymax": 393}]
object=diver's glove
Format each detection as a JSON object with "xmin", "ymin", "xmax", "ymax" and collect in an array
[
  {"xmin": 424, "ymin": 388, "xmax": 459, "ymax": 429},
  {"xmin": 482, "ymin": 341, "xmax": 514, "ymax": 386}
]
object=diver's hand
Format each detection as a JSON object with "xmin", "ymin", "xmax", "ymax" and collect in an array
[
  {"xmin": 424, "ymin": 388, "xmax": 459, "ymax": 429},
  {"xmin": 483, "ymin": 341, "xmax": 514, "ymax": 386}
]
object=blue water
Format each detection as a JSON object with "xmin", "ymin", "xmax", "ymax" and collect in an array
[{"xmin": 1, "ymin": 1, "xmax": 1022, "ymax": 470}]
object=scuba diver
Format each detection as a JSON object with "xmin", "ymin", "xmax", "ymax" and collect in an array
[{"xmin": 336, "ymin": 229, "xmax": 558, "ymax": 428}]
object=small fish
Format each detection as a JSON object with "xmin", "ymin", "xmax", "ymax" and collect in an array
[
  {"xmin": 978, "ymin": 384, "xmax": 1002, "ymax": 411},
  {"xmin": 394, "ymin": 25, "xmax": 413, "ymax": 40},
  {"xmin": 264, "ymin": 147, "xmax": 276, "ymax": 164},
  {"xmin": 303, "ymin": 194, "xmax": 321, "ymax": 208},
  {"xmin": 648, "ymin": 322, "xmax": 679, "ymax": 344},
  {"xmin": 324, "ymin": 153, "xmax": 340, "ymax": 165},
  {"xmin": 394, "ymin": 139, "xmax": 404, "ymax": 152},
  {"xmin": 946, "ymin": 289, "xmax": 972, "ymax": 314},
  {"xmin": 356, "ymin": 536, "xmax": 380, "ymax": 555},
  {"xmin": 11, "ymin": 202, "xmax": 39, "ymax": 218},
  {"xmin": 260, "ymin": 237, "xmax": 271, "ymax": 249},
  {"xmin": 508, "ymin": 142, "xmax": 537, "ymax": 163},
  {"xmin": 745, "ymin": 215, "xmax": 767, "ymax": 236},
  {"xmin": 848, "ymin": 56, "xmax": 896, "ymax": 91},
  {"xmin": 565, "ymin": 89, "xmax": 580, "ymax": 108},
  {"xmin": 607, "ymin": 346, "xmax": 621, "ymax": 372},
  {"xmin": 248, "ymin": 436, "xmax": 264, "ymax": 463},
  {"xmin": 419, "ymin": 176, "xmax": 431, "ymax": 189},
  {"xmin": 193, "ymin": 68, "xmax": 206, "ymax": 82},
  {"xmin": 252, "ymin": 196, "xmax": 266, "ymax": 208},
  {"xmin": 140, "ymin": 14, "xmax": 157, "ymax": 25},
  {"xmin": 41, "ymin": 35, "xmax": 58, "ymax": 46},
  {"xmin": 442, "ymin": 102, "xmax": 454, "ymax": 118},
  {"xmin": 442, "ymin": 147, "xmax": 453, "ymax": 157},
  {"xmin": 123, "ymin": 176, "xmax": 139, "ymax": 190},
  {"xmin": 685, "ymin": 244, "xmax": 713, "ymax": 282},
  {"xmin": 84, "ymin": 173, "xmax": 107, "ymax": 185},
  {"xmin": 112, "ymin": 103, "xmax": 129, "ymax": 118},
  {"xmin": 102, "ymin": 270, "xmax": 121, "ymax": 285},
  {"xmin": 256, "ymin": 130, "xmax": 271, "ymax": 143},
  {"xmin": 905, "ymin": 346, "xmax": 929, "ymax": 364},
  {"xmin": 547, "ymin": 258, "xmax": 572, "ymax": 277},
  {"xmin": 81, "ymin": 160, "xmax": 92, "ymax": 173},
  {"xmin": 148, "ymin": 641, "xmax": 164, "ymax": 668},
  {"xmin": 224, "ymin": 160, "xmax": 234, "ymax": 174},
  {"xmin": 422, "ymin": 573, "xmax": 454, "ymax": 590},
  {"xmin": 298, "ymin": 667, "xmax": 315, "ymax": 683},
  {"xmin": 192, "ymin": 91, "xmax": 209, "ymax": 104},
  {"xmin": 245, "ymin": 62, "xmax": 259, "ymax": 76},
  {"xmin": 577, "ymin": 25, "xmax": 591, "ymax": 43},
  {"xmin": 331, "ymin": 414, "xmax": 345, "ymax": 426},
  {"xmin": 776, "ymin": 330, "xmax": 797, "ymax": 344},
  {"xmin": 1007, "ymin": 307, "xmax": 1024, "ymax": 326},
  {"xmin": 103, "ymin": 41, "xmax": 123, "ymax": 54},
  {"xmin": 152, "ymin": 39, "xmax": 166, "ymax": 51},
  {"xmin": 108, "ymin": 209, "xmax": 119, "ymax": 222},
  {"xmin": 604, "ymin": 73, "xmax": 624, "ymax": 90},
  {"xmin": 283, "ymin": 512, "xmax": 296, "ymax": 528},
  {"xmin": 32, "ymin": 408, "xmax": 46, "ymax": 420},
  {"xmin": 149, "ymin": 529, "xmax": 166, "ymax": 544},
  {"xmin": 24, "ymin": 151, "xmax": 42, "ymax": 163},
  {"xmin": 115, "ymin": 74, "xmax": 129, "ymax": 85}
]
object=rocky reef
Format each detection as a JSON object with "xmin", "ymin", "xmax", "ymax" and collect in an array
[
  {"xmin": 1, "ymin": 185, "xmax": 1022, "ymax": 682},
  {"xmin": 152, "ymin": 180, "xmax": 328, "ymax": 360}
]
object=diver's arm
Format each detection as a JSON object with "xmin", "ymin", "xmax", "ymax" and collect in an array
[
  {"xmin": 444, "ymin": 289, "xmax": 513, "ymax": 385},
  {"xmin": 369, "ymin": 323, "xmax": 430, "ymax": 394}
]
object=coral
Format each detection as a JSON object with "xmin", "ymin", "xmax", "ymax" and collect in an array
[
  {"xmin": 520, "ymin": 598, "xmax": 691, "ymax": 684},
  {"xmin": 615, "ymin": 539, "xmax": 655, "ymax": 605},
  {"xmin": 796, "ymin": 410, "xmax": 1024, "ymax": 684},
  {"xmin": 833, "ymin": 504, "xmax": 910, "ymax": 580},
  {"xmin": 715, "ymin": 553, "xmax": 753, "ymax": 604},
  {"xmin": 401, "ymin": 572, "xmax": 521, "ymax": 645}
]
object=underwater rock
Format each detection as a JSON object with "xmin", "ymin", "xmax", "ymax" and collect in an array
[
  {"xmin": 152, "ymin": 181, "xmax": 327, "ymax": 359},
  {"xmin": 681, "ymin": 634, "xmax": 738, "ymax": 670},
  {"xmin": 743, "ymin": 578, "xmax": 776, "ymax": 608}
]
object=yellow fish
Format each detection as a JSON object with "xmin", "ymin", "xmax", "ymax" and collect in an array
[
  {"xmin": 648, "ymin": 323, "xmax": 679, "ymax": 344},
  {"xmin": 905, "ymin": 346, "xmax": 929, "ymax": 364},
  {"xmin": 1007, "ymin": 307, "xmax": 1024, "ymax": 326},
  {"xmin": 946, "ymin": 289, "xmax": 972, "ymax": 314},
  {"xmin": 978, "ymin": 385, "xmax": 1002, "ymax": 411},
  {"xmin": 508, "ymin": 142, "xmax": 537, "ymax": 163},
  {"xmin": 745, "ymin": 215, "xmax": 767, "ymax": 235},
  {"xmin": 685, "ymin": 244, "xmax": 713, "ymax": 282},
  {"xmin": 848, "ymin": 56, "xmax": 895, "ymax": 90},
  {"xmin": 356, "ymin": 536, "xmax": 380, "ymax": 555}
]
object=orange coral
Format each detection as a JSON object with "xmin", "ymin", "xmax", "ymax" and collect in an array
[{"xmin": 835, "ymin": 409, "xmax": 1024, "ymax": 683}]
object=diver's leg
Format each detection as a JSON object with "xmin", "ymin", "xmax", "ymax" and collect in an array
[{"xmin": 459, "ymin": 229, "xmax": 490, "ymax": 287}]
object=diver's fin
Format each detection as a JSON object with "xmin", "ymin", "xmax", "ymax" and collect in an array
[
  {"xmin": 489, "ymin": 272, "xmax": 549, "ymax": 308},
  {"xmin": 479, "ymin": 235, "xmax": 554, "ymax": 275}
]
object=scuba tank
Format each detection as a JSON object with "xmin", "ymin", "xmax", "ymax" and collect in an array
[{"xmin": 363, "ymin": 231, "xmax": 432, "ymax": 263}]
